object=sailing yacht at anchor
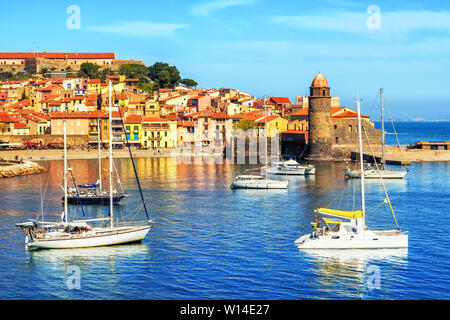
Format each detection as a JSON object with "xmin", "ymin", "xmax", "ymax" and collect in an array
[
  {"xmin": 295, "ymin": 99, "xmax": 408, "ymax": 249},
  {"xmin": 65, "ymin": 102, "xmax": 127, "ymax": 205},
  {"xmin": 16, "ymin": 79, "xmax": 153, "ymax": 250},
  {"xmin": 231, "ymin": 98, "xmax": 289, "ymax": 189},
  {"xmin": 265, "ymin": 158, "xmax": 316, "ymax": 176},
  {"xmin": 345, "ymin": 89, "xmax": 408, "ymax": 180}
]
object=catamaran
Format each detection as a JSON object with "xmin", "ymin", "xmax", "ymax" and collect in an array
[
  {"xmin": 231, "ymin": 98, "xmax": 289, "ymax": 189},
  {"xmin": 16, "ymin": 80, "xmax": 153, "ymax": 250},
  {"xmin": 345, "ymin": 89, "xmax": 408, "ymax": 179},
  {"xmin": 295, "ymin": 99, "xmax": 408, "ymax": 249}
]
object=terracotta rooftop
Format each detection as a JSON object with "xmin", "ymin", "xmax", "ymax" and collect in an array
[
  {"xmin": 0, "ymin": 52, "xmax": 115, "ymax": 59},
  {"xmin": 270, "ymin": 97, "xmax": 291, "ymax": 104},
  {"xmin": 124, "ymin": 114, "xmax": 143, "ymax": 124}
]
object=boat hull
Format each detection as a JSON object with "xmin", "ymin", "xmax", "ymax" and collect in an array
[
  {"xmin": 295, "ymin": 232, "xmax": 408, "ymax": 249},
  {"xmin": 65, "ymin": 194, "xmax": 126, "ymax": 205},
  {"xmin": 345, "ymin": 170, "xmax": 407, "ymax": 179},
  {"xmin": 267, "ymin": 167, "xmax": 306, "ymax": 175},
  {"xmin": 231, "ymin": 180, "xmax": 289, "ymax": 189},
  {"xmin": 27, "ymin": 226, "xmax": 152, "ymax": 250}
]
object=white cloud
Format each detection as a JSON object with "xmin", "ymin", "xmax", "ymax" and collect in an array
[
  {"xmin": 190, "ymin": 0, "xmax": 256, "ymax": 16},
  {"xmin": 271, "ymin": 10, "xmax": 450, "ymax": 35},
  {"xmin": 88, "ymin": 21, "xmax": 188, "ymax": 37}
]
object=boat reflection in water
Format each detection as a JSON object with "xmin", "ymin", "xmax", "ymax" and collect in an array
[
  {"xmin": 25, "ymin": 243, "xmax": 151, "ymax": 299},
  {"xmin": 28, "ymin": 243, "xmax": 150, "ymax": 264},
  {"xmin": 27, "ymin": 243, "xmax": 151, "ymax": 278},
  {"xmin": 301, "ymin": 248, "xmax": 408, "ymax": 298}
]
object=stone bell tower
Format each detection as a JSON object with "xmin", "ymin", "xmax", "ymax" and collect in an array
[{"xmin": 307, "ymin": 73, "xmax": 333, "ymax": 160}]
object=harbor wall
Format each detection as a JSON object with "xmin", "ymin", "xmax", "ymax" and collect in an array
[{"xmin": 0, "ymin": 135, "xmax": 89, "ymax": 147}]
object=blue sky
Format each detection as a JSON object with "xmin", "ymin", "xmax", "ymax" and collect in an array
[{"xmin": 1, "ymin": 0, "xmax": 450, "ymax": 120}]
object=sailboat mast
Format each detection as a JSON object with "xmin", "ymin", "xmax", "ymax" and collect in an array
[
  {"xmin": 264, "ymin": 98, "xmax": 267, "ymax": 179},
  {"xmin": 356, "ymin": 99, "xmax": 366, "ymax": 233},
  {"xmin": 109, "ymin": 79, "xmax": 114, "ymax": 228},
  {"xmin": 63, "ymin": 119, "xmax": 68, "ymax": 225},
  {"xmin": 380, "ymin": 88, "xmax": 385, "ymax": 167},
  {"xmin": 97, "ymin": 118, "xmax": 102, "ymax": 190}
]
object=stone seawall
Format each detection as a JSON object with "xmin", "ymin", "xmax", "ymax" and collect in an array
[
  {"xmin": 0, "ymin": 135, "xmax": 89, "ymax": 147},
  {"xmin": 0, "ymin": 160, "xmax": 47, "ymax": 178}
]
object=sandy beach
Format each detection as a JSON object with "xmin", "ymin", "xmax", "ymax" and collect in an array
[
  {"xmin": 384, "ymin": 146, "xmax": 450, "ymax": 163},
  {"xmin": 0, "ymin": 148, "xmax": 177, "ymax": 161},
  {"xmin": 1, "ymin": 146, "xmax": 450, "ymax": 163},
  {"xmin": 0, "ymin": 148, "xmax": 225, "ymax": 162}
]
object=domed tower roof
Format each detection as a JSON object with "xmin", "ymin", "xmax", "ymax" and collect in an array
[{"xmin": 311, "ymin": 73, "xmax": 329, "ymax": 88}]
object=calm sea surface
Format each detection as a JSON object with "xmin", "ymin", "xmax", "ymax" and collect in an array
[
  {"xmin": 1, "ymin": 122, "xmax": 449, "ymax": 300},
  {"xmin": 374, "ymin": 121, "xmax": 450, "ymax": 146}
]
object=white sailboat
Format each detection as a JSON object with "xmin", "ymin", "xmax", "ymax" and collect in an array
[
  {"xmin": 266, "ymin": 159, "xmax": 316, "ymax": 175},
  {"xmin": 230, "ymin": 174, "xmax": 289, "ymax": 189},
  {"xmin": 231, "ymin": 98, "xmax": 289, "ymax": 189},
  {"xmin": 295, "ymin": 99, "xmax": 408, "ymax": 249},
  {"xmin": 67, "ymin": 106, "xmax": 127, "ymax": 205},
  {"xmin": 345, "ymin": 89, "xmax": 408, "ymax": 179},
  {"xmin": 16, "ymin": 80, "xmax": 152, "ymax": 250}
]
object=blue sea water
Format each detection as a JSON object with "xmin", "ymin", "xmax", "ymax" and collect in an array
[
  {"xmin": 374, "ymin": 121, "xmax": 450, "ymax": 146},
  {"xmin": 0, "ymin": 122, "xmax": 449, "ymax": 300}
]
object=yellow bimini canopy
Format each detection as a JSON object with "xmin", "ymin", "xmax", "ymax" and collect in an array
[
  {"xmin": 316, "ymin": 208, "xmax": 363, "ymax": 220},
  {"xmin": 322, "ymin": 218, "xmax": 342, "ymax": 225}
]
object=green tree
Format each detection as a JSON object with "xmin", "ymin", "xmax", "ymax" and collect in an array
[
  {"xmin": 0, "ymin": 72, "xmax": 14, "ymax": 81},
  {"xmin": 118, "ymin": 64, "xmax": 150, "ymax": 82},
  {"xmin": 148, "ymin": 62, "xmax": 181, "ymax": 89},
  {"xmin": 138, "ymin": 82, "xmax": 158, "ymax": 93},
  {"xmin": 180, "ymin": 78, "xmax": 197, "ymax": 88},
  {"xmin": 100, "ymin": 68, "xmax": 116, "ymax": 82},
  {"xmin": 79, "ymin": 63, "xmax": 100, "ymax": 79},
  {"xmin": 158, "ymin": 70, "xmax": 171, "ymax": 88},
  {"xmin": 234, "ymin": 119, "xmax": 255, "ymax": 131}
]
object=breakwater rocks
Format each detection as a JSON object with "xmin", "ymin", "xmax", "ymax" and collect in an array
[{"xmin": 0, "ymin": 160, "xmax": 47, "ymax": 178}]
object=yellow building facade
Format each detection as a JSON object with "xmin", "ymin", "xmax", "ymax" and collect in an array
[{"xmin": 141, "ymin": 118, "xmax": 177, "ymax": 149}]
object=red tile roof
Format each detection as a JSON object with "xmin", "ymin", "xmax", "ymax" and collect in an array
[
  {"xmin": 270, "ymin": 97, "xmax": 291, "ymax": 104},
  {"xmin": 0, "ymin": 116, "xmax": 20, "ymax": 123},
  {"xmin": 49, "ymin": 112, "xmax": 90, "ymax": 119},
  {"xmin": 178, "ymin": 120, "xmax": 195, "ymax": 127},
  {"xmin": 14, "ymin": 122, "xmax": 28, "ymax": 129},
  {"xmin": 211, "ymin": 112, "xmax": 230, "ymax": 119},
  {"xmin": 255, "ymin": 115, "xmax": 280, "ymax": 123},
  {"xmin": 332, "ymin": 111, "xmax": 369, "ymax": 119},
  {"xmin": 124, "ymin": 114, "xmax": 143, "ymax": 124},
  {"xmin": 0, "ymin": 52, "xmax": 115, "ymax": 59},
  {"xmin": 143, "ymin": 117, "xmax": 168, "ymax": 122},
  {"xmin": 87, "ymin": 110, "xmax": 108, "ymax": 119},
  {"xmin": 288, "ymin": 107, "xmax": 369, "ymax": 119},
  {"xmin": 289, "ymin": 109, "xmax": 308, "ymax": 116},
  {"xmin": 164, "ymin": 114, "xmax": 181, "ymax": 121}
]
